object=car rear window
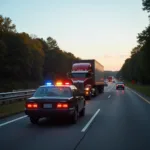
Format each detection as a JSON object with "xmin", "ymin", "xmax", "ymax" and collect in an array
[{"xmin": 33, "ymin": 87, "xmax": 72, "ymax": 97}]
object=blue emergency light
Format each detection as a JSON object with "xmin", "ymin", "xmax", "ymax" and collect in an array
[{"xmin": 46, "ymin": 82, "xmax": 52, "ymax": 86}]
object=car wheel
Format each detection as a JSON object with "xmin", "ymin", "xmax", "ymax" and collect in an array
[
  {"xmin": 80, "ymin": 107, "xmax": 85, "ymax": 117},
  {"xmin": 30, "ymin": 117, "xmax": 39, "ymax": 124},
  {"xmin": 71, "ymin": 108, "xmax": 78, "ymax": 124}
]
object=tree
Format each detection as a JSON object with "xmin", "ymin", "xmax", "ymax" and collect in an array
[
  {"xmin": 0, "ymin": 15, "xmax": 16, "ymax": 32},
  {"xmin": 131, "ymin": 46, "xmax": 141, "ymax": 56},
  {"xmin": 137, "ymin": 25, "xmax": 150, "ymax": 46},
  {"xmin": 0, "ymin": 14, "xmax": 81, "ymax": 91},
  {"xmin": 47, "ymin": 37, "xmax": 59, "ymax": 50},
  {"xmin": 142, "ymin": 0, "xmax": 150, "ymax": 12}
]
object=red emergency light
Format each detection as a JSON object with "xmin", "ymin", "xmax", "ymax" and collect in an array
[{"xmin": 55, "ymin": 81, "xmax": 72, "ymax": 86}]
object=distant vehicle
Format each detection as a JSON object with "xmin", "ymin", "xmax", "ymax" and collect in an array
[
  {"xmin": 116, "ymin": 82, "xmax": 125, "ymax": 90},
  {"xmin": 108, "ymin": 76, "xmax": 113, "ymax": 82},
  {"xmin": 25, "ymin": 81, "xmax": 86, "ymax": 124},
  {"xmin": 67, "ymin": 59, "xmax": 104, "ymax": 100}
]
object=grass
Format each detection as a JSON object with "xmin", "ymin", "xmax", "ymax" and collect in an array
[
  {"xmin": 0, "ymin": 101, "xmax": 25, "ymax": 118},
  {"xmin": 126, "ymin": 82, "xmax": 150, "ymax": 97}
]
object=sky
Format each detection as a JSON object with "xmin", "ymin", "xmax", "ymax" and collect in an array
[{"xmin": 0, "ymin": 0, "xmax": 149, "ymax": 71}]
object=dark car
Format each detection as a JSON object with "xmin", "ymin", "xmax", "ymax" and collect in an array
[
  {"xmin": 25, "ymin": 82, "xmax": 86, "ymax": 124},
  {"xmin": 116, "ymin": 82, "xmax": 125, "ymax": 90}
]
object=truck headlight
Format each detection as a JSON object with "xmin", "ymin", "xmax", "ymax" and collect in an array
[{"xmin": 85, "ymin": 87, "xmax": 90, "ymax": 91}]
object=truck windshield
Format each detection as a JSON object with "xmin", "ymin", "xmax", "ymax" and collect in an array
[{"xmin": 71, "ymin": 73, "xmax": 89, "ymax": 78}]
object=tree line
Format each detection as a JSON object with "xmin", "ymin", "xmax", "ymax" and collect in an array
[
  {"xmin": 118, "ymin": 0, "xmax": 150, "ymax": 84},
  {"xmin": 0, "ymin": 15, "xmax": 80, "ymax": 91}
]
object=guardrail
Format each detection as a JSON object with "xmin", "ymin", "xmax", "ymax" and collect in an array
[{"xmin": 0, "ymin": 90, "xmax": 36, "ymax": 105}]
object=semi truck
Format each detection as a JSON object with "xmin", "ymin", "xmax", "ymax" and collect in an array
[{"xmin": 67, "ymin": 59, "xmax": 104, "ymax": 100}]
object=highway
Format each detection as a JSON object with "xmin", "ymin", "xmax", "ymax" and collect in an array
[{"xmin": 0, "ymin": 83, "xmax": 150, "ymax": 150}]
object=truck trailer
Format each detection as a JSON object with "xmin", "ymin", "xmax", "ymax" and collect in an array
[{"xmin": 67, "ymin": 59, "xmax": 104, "ymax": 100}]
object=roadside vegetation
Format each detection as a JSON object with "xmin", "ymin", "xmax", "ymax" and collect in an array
[
  {"xmin": 126, "ymin": 82, "xmax": 150, "ymax": 97},
  {"xmin": 0, "ymin": 101, "xmax": 25, "ymax": 118},
  {"xmin": 118, "ymin": 0, "xmax": 150, "ymax": 97},
  {"xmin": 0, "ymin": 14, "xmax": 81, "ymax": 92}
]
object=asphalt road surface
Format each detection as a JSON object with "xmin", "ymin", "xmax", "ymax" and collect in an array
[{"xmin": 0, "ymin": 83, "xmax": 150, "ymax": 150}]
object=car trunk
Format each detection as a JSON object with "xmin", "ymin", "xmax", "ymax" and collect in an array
[{"xmin": 27, "ymin": 97, "xmax": 71, "ymax": 109}]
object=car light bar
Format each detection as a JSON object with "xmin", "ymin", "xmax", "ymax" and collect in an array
[
  {"xmin": 55, "ymin": 81, "xmax": 71, "ymax": 86},
  {"xmin": 56, "ymin": 82, "xmax": 63, "ymax": 85},
  {"xmin": 46, "ymin": 82, "xmax": 52, "ymax": 86}
]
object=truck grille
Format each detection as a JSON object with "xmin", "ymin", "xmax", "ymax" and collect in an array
[{"xmin": 74, "ymin": 83, "xmax": 84, "ymax": 92}]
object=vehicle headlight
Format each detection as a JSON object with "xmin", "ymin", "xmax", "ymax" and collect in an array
[{"xmin": 85, "ymin": 87, "xmax": 90, "ymax": 91}]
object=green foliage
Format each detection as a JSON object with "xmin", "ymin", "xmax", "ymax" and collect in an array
[
  {"xmin": 119, "ymin": 1, "xmax": 150, "ymax": 84},
  {"xmin": 142, "ymin": 0, "xmax": 150, "ymax": 12},
  {"xmin": 0, "ymin": 15, "xmax": 80, "ymax": 92}
]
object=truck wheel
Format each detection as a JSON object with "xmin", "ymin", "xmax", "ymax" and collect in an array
[
  {"xmin": 100, "ymin": 86, "xmax": 104, "ymax": 93},
  {"xmin": 94, "ymin": 88, "xmax": 99, "ymax": 97},
  {"xmin": 30, "ymin": 117, "xmax": 39, "ymax": 124},
  {"xmin": 102, "ymin": 87, "xmax": 104, "ymax": 93}
]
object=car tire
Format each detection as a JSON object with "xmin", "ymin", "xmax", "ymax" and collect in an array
[
  {"xmin": 80, "ymin": 107, "xmax": 85, "ymax": 117},
  {"xmin": 71, "ymin": 108, "xmax": 78, "ymax": 124},
  {"xmin": 30, "ymin": 117, "xmax": 39, "ymax": 124}
]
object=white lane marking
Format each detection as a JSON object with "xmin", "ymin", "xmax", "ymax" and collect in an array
[
  {"xmin": 81, "ymin": 109, "xmax": 100, "ymax": 132},
  {"xmin": 108, "ymin": 95, "xmax": 111, "ymax": 98},
  {"xmin": 0, "ymin": 115, "xmax": 27, "ymax": 128},
  {"xmin": 128, "ymin": 88, "xmax": 150, "ymax": 104},
  {"xmin": 129, "ymin": 88, "xmax": 150, "ymax": 104}
]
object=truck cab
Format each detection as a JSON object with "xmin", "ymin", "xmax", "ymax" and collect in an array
[{"xmin": 67, "ymin": 62, "xmax": 98, "ymax": 100}]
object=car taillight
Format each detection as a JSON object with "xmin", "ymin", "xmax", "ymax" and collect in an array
[
  {"xmin": 26, "ymin": 103, "xmax": 38, "ymax": 108},
  {"xmin": 57, "ymin": 103, "xmax": 68, "ymax": 108}
]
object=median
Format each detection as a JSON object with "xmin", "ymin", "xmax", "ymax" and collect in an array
[{"xmin": 0, "ymin": 101, "xmax": 25, "ymax": 118}]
